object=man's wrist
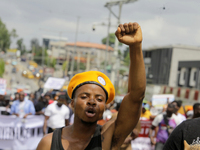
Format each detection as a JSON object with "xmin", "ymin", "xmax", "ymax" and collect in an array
[{"xmin": 129, "ymin": 42, "xmax": 142, "ymax": 49}]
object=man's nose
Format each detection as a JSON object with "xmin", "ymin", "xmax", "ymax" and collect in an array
[{"xmin": 87, "ymin": 98, "xmax": 96, "ymax": 106}]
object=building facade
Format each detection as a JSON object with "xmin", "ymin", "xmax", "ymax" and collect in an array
[
  {"xmin": 143, "ymin": 45, "xmax": 200, "ymax": 88},
  {"xmin": 49, "ymin": 41, "xmax": 114, "ymax": 71}
]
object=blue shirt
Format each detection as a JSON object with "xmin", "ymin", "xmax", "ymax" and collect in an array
[{"xmin": 10, "ymin": 99, "xmax": 35, "ymax": 115}]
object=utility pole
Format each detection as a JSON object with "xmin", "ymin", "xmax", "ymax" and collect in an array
[
  {"xmin": 104, "ymin": 9, "xmax": 111, "ymax": 75},
  {"xmin": 105, "ymin": 0, "xmax": 138, "ymax": 86},
  {"xmin": 70, "ymin": 16, "xmax": 80, "ymax": 80},
  {"xmin": 42, "ymin": 38, "xmax": 45, "ymax": 77}
]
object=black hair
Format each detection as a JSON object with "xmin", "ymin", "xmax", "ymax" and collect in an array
[
  {"xmin": 59, "ymin": 94, "xmax": 66, "ymax": 100},
  {"xmin": 193, "ymin": 103, "xmax": 200, "ymax": 110},
  {"xmin": 172, "ymin": 100, "xmax": 182, "ymax": 108},
  {"xmin": 59, "ymin": 93, "xmax": 72, "ymax": 104},
  {"xmin": 168, "ymin": 103, "xmax": 175, "ymax": 109},
  {"xmin": 44, "ymin": 92, "xmax": 52, "ymax": 98}
]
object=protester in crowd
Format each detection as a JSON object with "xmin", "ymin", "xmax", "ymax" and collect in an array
[
  {"xmin": 29, "ymin": 92, "xmax": 37, "ymax": 105},
  {"xmin": 43, "ymin": 92, "xmax": 54, "ymax": 105},
  {"xmin": 10, "ymin": 91, "xmax": 35, "ymax": 118},
  {"xmin": 13, "ymin": 92, "xmax": 19, "ymax": 101},
  {"xmin": 0, "ymin": 95, "xmax": 11, "ymax": 115},
  {"xmin": 171, "ymin": 100, "xmax": 186, "ymax": 123},
  {"xmin": 186, "ymin": 107, "xmax": 193, "ymax": 119},
  {"xmin": 0, "ymin": 94, "xmax": 4, "ymax": 106},
  {"xmin": 35, "ymin": 95, "xmax": 49, "ymax": 115},
  {"xmin": 163, "ymin": 117, "xmax": 200, "ymax": 149},
  {"xmin": 192, "ymin": 102, "xmax": 200, "ymax": 119},
  {"xmin": 162, "ymin": 97, "xmax": 170, "ymax": 113},
  {"xmin": 37, "ymin": 22, "xmax": 146, "ymax": 150},
  {"xmin": 141, "ymin": 101, "xmax": 154, "ymax": 120},
  {"xmin": 43, "ymin": 94, "xmax": 70, "ymax": 135},
  {"xmin": 149, "ymin": 103, "xmax": 180, "ymax": 150},
  {"xmin": 62, "ymin": 91, "xmax": 74, "ymax": 123},
  {"xmin": 103, "ymin": 103, "xmax": 113, "ymax": 121}
]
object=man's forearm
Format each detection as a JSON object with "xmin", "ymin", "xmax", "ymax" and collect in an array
[
  {"xmin": 43, "ymin": 120, "xmax": 47, "ymax": 135},
  {"xmin": 12, "ymin": 113, "xmax": 19, "ymax": 116},
  {"xmin": 128, "ymin": 43, "xmax": 146, "ymax": 97}
]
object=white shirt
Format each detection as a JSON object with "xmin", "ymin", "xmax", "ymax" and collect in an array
[
  {"xmin": 44, "ymin": 101, "xmax": 70, "ymax": 129},
  {"xmin": 177, "ymin": 113, "xmax": 186, "ymax": 123},
  {"xmin": 152, "ymin": 113, "xmax": 181, "ymax": 127},
  {"xmin": 19, "ymin": 101, "xmax": 25, "ymax": 118}
]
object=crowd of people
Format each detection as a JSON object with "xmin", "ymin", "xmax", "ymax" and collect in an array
[
  {"xmin": 0, "ymin": 89, "xmax": 74, "ymax": 134},
  {"xmin": 1, "ymin": 87, "xmax": 200, "ymax": 150}
]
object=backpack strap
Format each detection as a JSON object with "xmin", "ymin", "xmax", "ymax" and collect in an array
[{"xmin": 163, "ymin": 114, "xmax": 170, "ymax": 136}]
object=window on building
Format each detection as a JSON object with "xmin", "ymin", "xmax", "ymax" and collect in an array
[
  {"xmin": 194, "ymin": 71, "xmax": 197, "ymax": 81},
  {"xmin": 144, "ymin": 51, "xmax": 152, "ymax": 58}
]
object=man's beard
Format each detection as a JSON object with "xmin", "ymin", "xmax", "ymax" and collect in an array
[{"xmin": 57, "ymin": 103, "xmax": 63, "ymax": 107}]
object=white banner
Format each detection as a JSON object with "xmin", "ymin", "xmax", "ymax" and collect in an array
[
  {"xmin": 44, "ymin": 77, "xmax": 66, "ymax": 90},
  {"xmin": 131, "ymin": 137, "xmax": 155, "ymax": 150},
  {"xmin": 0, "ymin": 78, "xmax": 6, "ymax": 95},
  {"xmin": 152, "ymin": 94, "xmax": 175, "ymax": 108},
  {"xmin": 0, "ymin": 115, "xmax": 44, "ymax": 150}
]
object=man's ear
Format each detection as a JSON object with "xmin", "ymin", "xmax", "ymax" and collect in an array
[{"xmin": 71, "ymin": 99, "xmax": 75, "ymax": 109}]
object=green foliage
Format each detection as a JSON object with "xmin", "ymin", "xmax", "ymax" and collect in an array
[
  {"xmin": 51, "ymin": 58, "xmax": 56, "ymax": 68},
  {"xmin": 33, "ymin": 46, "xmax": 45, "ymax": 65},
  {"xmin": 101, "ymin": 33, "xmax": 122, "ymax": 47},
  {"xmin": 0, "ymin": 18, "xmax": 11, "ymax": 52},
  {"xmin": 0, "ymin": 18, "xmax": 18, "ymax": 52},
  {"xmin": 124, "ymin": 52, "xmax": 130, "ymax": 66},
  {"xmin": 119, "ymin": 69, "xmax": 126, "ymax": 75},
  {"xmin": 44, "ymin": 57, "xmax": 56, "ymax": 69},
  {"xmin": 0, "ymin": 59, "xmax": 5, "ymax": 77},
  {"xmin": 62, "ymin": 61, "xmax": 68, "ymax": 71},
  {"xmin": 68, "ymin": 61, "xmax": 86, "ymax": 71},
  {"xmin": 16, "ymin": 38, "xmax": 23, "ymax": 50},
  {"xmin": 10, "ymin": 29, "xmax": 18, "ymax": 39}
]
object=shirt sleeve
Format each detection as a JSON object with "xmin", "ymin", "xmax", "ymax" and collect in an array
[
  {"xmin": 163, "ymin": 121, "xmax": 186, "ymax": 150},
  {"xmin": 44, "ymin": 105, "xmax": 51, "ymax": 116},
  {"xmin": 152, "ymin": 114, "xmax": 162, "ymax": 127},
  {"xmin": 29, "ymin": 101, "xmax": 36, "ymax": 115},
  {"xmin": 65, "ymin": 106, "xmax": 70, "ymax": 120},
  {"xmin": 10, "ymin": 102, "xmax": 16, "ymax": 114}
]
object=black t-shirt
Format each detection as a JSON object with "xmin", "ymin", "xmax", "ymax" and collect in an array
[{"xmin": 163, "ymin": 117, "xmax": 200, "ymax": 150}]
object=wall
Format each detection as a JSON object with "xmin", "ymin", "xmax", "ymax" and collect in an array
[{"xmin": 169, "ymin": 46, "xmax": 200, "ymax": 87}]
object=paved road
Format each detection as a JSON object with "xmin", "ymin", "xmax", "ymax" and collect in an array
[{"xmin": 4, "ymin": 60, "xmax": 39, "ymax": 94}]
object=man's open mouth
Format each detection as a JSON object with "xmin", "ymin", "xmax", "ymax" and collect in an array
[{"xmin": 85, "ymin": 107, "xmax": 96, "ymax": 118}]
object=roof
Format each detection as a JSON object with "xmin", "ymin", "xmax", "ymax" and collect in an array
[
  {"xmin": 66, "ymin": 42, "xmax": 114, "ymax": 51},
  {"xmin": 143, "ymin": 44, "xmax": 200, "ymax": 51}
]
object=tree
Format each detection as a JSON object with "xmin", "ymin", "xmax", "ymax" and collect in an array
[
  {"xmin": 0, "ymin": 18, "xmax": 18, "ymax": 53},
  {"xmin": 0, "ymin": 19, "xmax": 11, "ymax": 52},
  {"xmin": 101, "ymin": 33, "xmax": 122, "ymax": 47},
  {"xmin": 0, "ymin": 59, "xmax": 5, "ymax": 77},
  {"xmin": 16, "ymin": 38, "xmax": 23, "ymax": 51}
]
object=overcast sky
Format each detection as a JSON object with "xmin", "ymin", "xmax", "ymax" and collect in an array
[{"xmin": 0, "ymin": 0, "xmax": 200, "ymax": 50}]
